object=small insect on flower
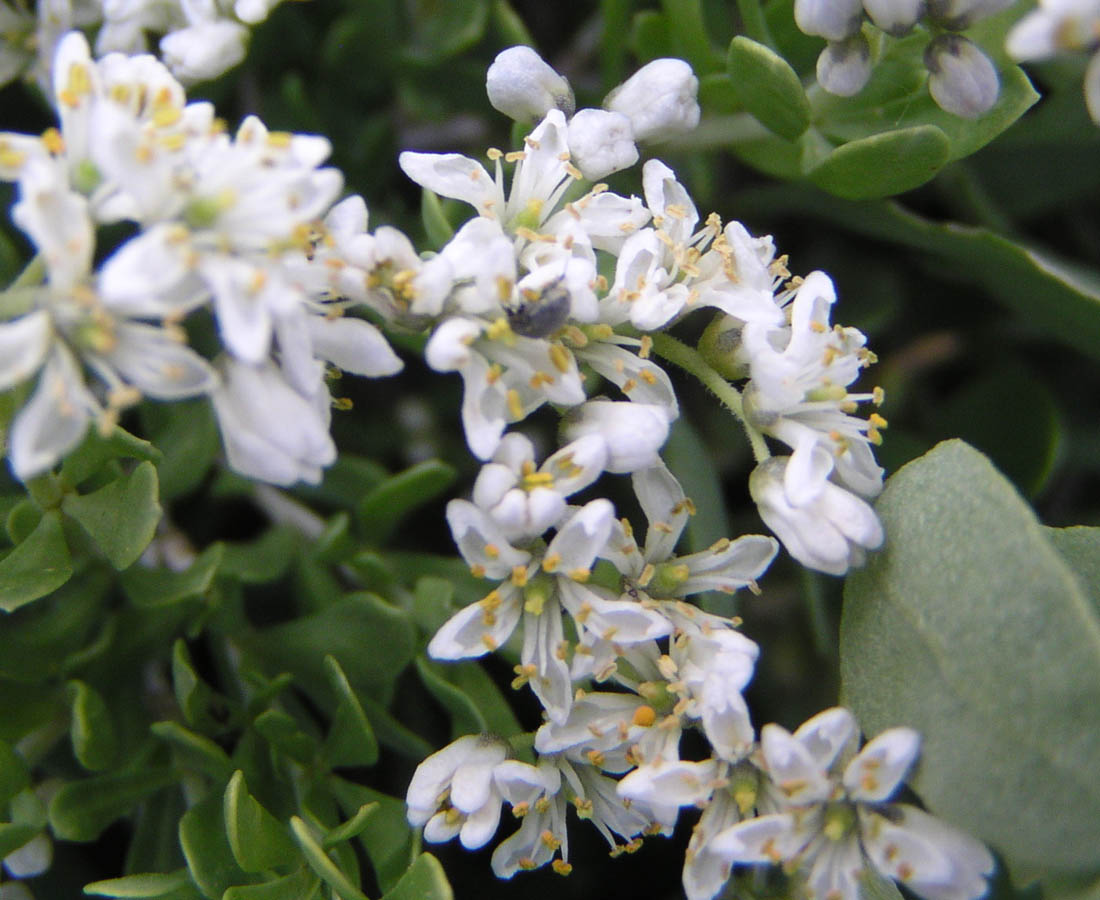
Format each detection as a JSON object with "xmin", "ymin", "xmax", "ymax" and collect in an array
[{"xmin": 507, "ymin": 276, "xmax": 572, "ymax": 338}]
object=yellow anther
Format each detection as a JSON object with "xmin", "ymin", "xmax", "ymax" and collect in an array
[
  {"xmin": 637, "ymin": 563, "xmax": 655, "ymax": 587},
  {"xmin": 548, "ymin": 342, "xmax": 572, "ymax": 373},
  {"xmin": 486, "ymin": 317, "xmax": 513, "ymax": 341},
  {"xmin": 484, "ymin": 543, "xmax": 500, "ymax": 559},
  {"xmin": 542, "ymin": 552, "xmax": 562, "ymax": 573},
  {"xmin": 551, "ymin": 860, "xmax": 573, "ymax": 876},
  {"xmin": 481, "ymin": 635, "xmax": 498, "ymax": 650},
  {"xmin": 631, "ymin": 705, "xmax": 657, "ymax": 727},
  {"xmin": 568, "ymin": 567, "xmax": 591, "ymax": 583},
  {"xmin": 507, "ymin": 388, "xmax": 523, "ymax": 420},
  {"xmin": 486, "ymin": 363, "xmax": 503, "ymax": 384},
  {"xmin": 511, "ymin": 566, "xmax": 528, "ymax": 586},
  {"xmin": 872, "ymin": 385, "xmax": 885, "ymax": 405},
  {"xmin": 869, "ymin": 412, "xmax": 888, "ymax": 428}
]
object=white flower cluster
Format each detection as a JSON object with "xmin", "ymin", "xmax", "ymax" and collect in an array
[
  {"xmin": 0, "ymin": 0, "xmax": 283, "ymax": 91},
  {"xmin": 1007, "ymin": 0, "xmax": 1100, "ymax": 123},
  {"xmin": 796, "ymin": 0, "xmax": 1011, "ymax": 117},
  {"xmin": 0, "ymin": 31, "xmax": 402, "ymax": 484}
]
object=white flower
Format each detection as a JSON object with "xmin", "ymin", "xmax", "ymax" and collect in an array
[
  {"xmin": 863, "ymin": 0, "xmax": 923, "ymax": 33},
  {"xmin": 159, "ymin": 13, "xmax": 247, "ymax": 84},
  {"xmin": 486, "ymin": 45, "xmax": 575, "ymax": 122},
  {"xmin": 749, "ymin": 452, "xmax": 883, "ymax": 576},
  {"xmin": 925, "ymin": 34, "xmax": 1000, "ymax": 118},
  {"xmin": 406, "ymin": 734, "xmax": 510, "ymax": 851},
  {"xmin": 604, "ymin": 58, "xmax": 700, "ymax": 142},
  {"xmin": 472, "ymin": 432, "xmax": 608, "ymax": 542},
  {"xmin": 210, "ymin": 358, "xmax": 335, "ymax": 486},
  {"xmin": 711, "ymin": 709, "xmax": 995, "ymax": 900},
  {"xmin": 563, "ymin": 400, "xmax": 672, "ymax": 474},
  {"xmin": 618, "ymin": 758, "xmax": 723, "ymax": 833}
]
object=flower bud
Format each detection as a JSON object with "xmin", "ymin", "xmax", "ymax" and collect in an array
[
  {"xmin": 566, "ymin": 108, "xmax": 638, "ymax": 180},
  {"xmin": 863, "ymin": 0, "xmax": 923, "ymax": 35},
  {"xmin": 795, "ymin": 0, "xmax": 863, "ymax": 41},
  {"xmin": 925, "ymin": 34, "xmax": 999, "ymax": 118},
  {"xmin": 926, "ymin": 0, "xmax": 1013, "ymax": 29},
  {"xmin": 604, "ymin": 58, "xmax": 700, "ymax": 142},
  {"xmin": 563, "ymin": 400, "xmax": 672, "ymax": 473},
  {"xmin": 486, "ymin": 45, "xmax": 575, "ymax": 122},
  {"xmin": 817, "ymin": 34, "xmax": 873, "ymax": 97}
]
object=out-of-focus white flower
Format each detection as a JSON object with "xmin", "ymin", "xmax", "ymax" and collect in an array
[
  {"xmin": 863, "ymin": 0, "xmax": 924, "ymax": 33},
  {"xmin": 604, "ymin": 58, "xmax": 700, "ymax": 142},
  {"xmin": 1007, "ymin": 0, "xmax": 1100, "ymax": 122},
  {"xmin": 795, "ymin": 0, "xmax": 864, "ymax": 40},
  {"xmin": 566, "ymin": 108, "xmax": 638, "ymax": 181},
  {"xmin": 749, "ymin": 452, "xmax": 883, "ymax": 576},
  {"xmin": 210, "ymin": 358, "xmax": 335, "ymax": 486},
  {"xmin": 406, "ymin": 734, "xmax": 510, "ymax": 851},
  {"xmin": 159, "ymin": 15, "xmax": 247, "ymax": 84},
  {"xmin": 817, "ymin": 34, "xmax": 873, "ymax": 96},
  {"xmin": 710, "ymin": 709, "xmax": 995, "ymax": 900},
  {"xmin": 486, "ymin": 45, "xmax": 575, "ymax": 122},
  {"xmin": 925, "ymin": 34, "xmax": 1000, "ymax": 118}
]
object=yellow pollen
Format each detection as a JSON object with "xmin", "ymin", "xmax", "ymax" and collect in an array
[
  {"xmin": 506, "ymin": 389, "xmax": 523, "ymax": 420},
  {"xmin": 568, "ymin": 568, "xmax": 591, "ymax": 583},
  {"xmin": 548, "ymin": 342, "xmax": 572, "ymax": 373},
  {"xmin": 552, "ymin": 860, "xmax": 572, "ymax": 876},
  {"xmin": 487, "ymin": 147, "xmax": 503, "ymax": 160},
  {"xmin": 505, "ymin": 150, "xmax": 526, "ymax": 163},
  {"xmin": 542, "ymin": 552, "xmax": 562, "ymax": 573},
  {"xmin": 486, "ymin": 317, "xmax": 513, "ymax": 341},
  {"xmin": 484, "ymin": 543, "xmax": 500, "ymax": 559},
  {"xmin": 632, "ymin": 705, "xmax": 657, "ymax": 727}
]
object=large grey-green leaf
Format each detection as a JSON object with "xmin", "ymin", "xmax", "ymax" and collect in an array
[
  {"xmin": 841, "ymin": 440, "xmax": 1100, "ymax": 876},
  {"xmin": 1045, "ymin": 527, "xmax": 1100, "ymax": 614}
]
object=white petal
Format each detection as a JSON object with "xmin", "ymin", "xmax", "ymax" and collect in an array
[
  {"xmin": 427, "ymin": 587, "xmax": 523, "ymax": 660},
  {"xmin": 759, "ymin": 723, "xmax": 833, "ymax": 804},
  {"xmin": 843, "ymin": 727, "xmax": 920, "ymax": 802},
  {"xmin": 710, "ymin": 812, "xmax": 805, "ymax": 863},
  {"xmin": 107, "ymin": 323, "xmax": 218, "ymax": 399},
  {"xmin": 398, "ymin": 151, "xmax": 501, "ymax": 219},
  {"xmin": 307, "ymin": 315, "xmax": 403, "ymax": 377},
  {"xmin": 793, "ymin": 706, "xmax": 858, "ymax": 770},
  {"xmin": 0, "ymin": 311, "xmax": 51, "ymax": 393}
]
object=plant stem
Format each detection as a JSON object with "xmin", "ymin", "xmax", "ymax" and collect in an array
[
  {"xmin": 649, "ymin": 332, "xmax": 770, "ymax": 463},
  {"xmin": 736, "ymin": 0, "xmax": 776, "ymax": 49}
]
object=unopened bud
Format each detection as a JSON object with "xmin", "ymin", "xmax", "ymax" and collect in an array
[
  {"xmin": 563, "ymin": 400, "xmax": 672, "ymax": 474},
  {"xmin": 816, "ymin": 34, "xmax": 873, "ymax": 97},
  {"xmin": 794, "ymin": 0, "xmax": 863, "ymax": 41},
  {"xmin": 486, "ymin": 46, "xmax": 575, "ymax": 122},
  {"xmin": 863, "ymin": 0, "xmax": 924, "ymax": 35},
  {"xmin": 604, "ymin": 58, "xmax": 700, "ymax": 143},
  {"xmin": 925, "ymin": 34, "xmax": 999, "ymax": 118},
  {"xmin": 566, "ymin": 108, "xmax": 638, "ymax": 180}
]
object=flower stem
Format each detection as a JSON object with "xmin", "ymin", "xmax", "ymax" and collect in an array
[{"xmin": 649, "ymin": 332, "xmax": 771, "ymax": 463}]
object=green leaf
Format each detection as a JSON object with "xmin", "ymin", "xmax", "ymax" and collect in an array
[
  {"xmin": 727, "ymin": 36, "xmax": 810, "ymax": 140},
  {"xmin": 171, "ymin": 640, "xmax": 221, "ymax": 732},
  {"xmin": 420, "ymin": 189, "xmax": 454, "ymax": 251},
  {"xmin": 0, "ymin": 822, "xmax": 39, "ymax": 858},
  {"xmin": 1045, "ymin": 527, "xmax": 1100, "ymax": 612},
  {"xmin": 68, "ymin": 680, "xmax": 118, "ymax": 771},
  {"xmin": 62, "ymin": 462, "xmax": 162, "ymax": 570},
  {"xmin": 859, "ymin": 866, "xmax": 907, "ymax": 900},
  {"xmin": 358, "ymin": 460, "xmax": 456, "ymax": 545},
  {"xmin": 241, "ymin": 594, "xmax": 415, "ymax": 707},
  {"xmin": 219, "ymin": 527, "xmax": 298, "ymax": 584},
  {"xmin": 415, "ymin": 656, "xmax": 485, "ymax": 738},
  {"xmin": 50, "ymin": 768, "xmax": 178, "ymax": 841},
  {"xmin": 660, "ymin": 0, "xmax": 721, "ymax": 74},
  {"xmin": 0, "ymin": 737, "xmax": 29, "ymax": 806},
  {"xmin": 403, "ymin": 0, "xmax": 487, "ymax": 62},
  {"xmin": 841, "ymin": 440, "xmax": 1100, "ymax": 877},
  {"xmin": 630, "ymin": 10, "xmax": 672, "ymax": 62},
  {"xmin": 222, "ymin": 868, "xmax": 320, "ymax": 900},
  {"xmin": 6, "ymin": 499, "xmax": 41, "ymax": 545},
  {"xmin": 60, "ymin": 426, "xmax": 161, "ymax": 490},
  {"xmin": 122, "ymin": 545, "xmax": 223, "ymax": 608},
  {"xmin": 809, "ymin": 125, "xmax": 951, "ymax": 199},
  {"xmin": 380, "ymin": 853, "xmax": 452, "ymax": 900},
  {"xmin": 150, "ymin": 721, "xmax": 234, "ymax": 782},
  {"xmin": 357, "ymin": 695, "xmax": 432, "ymax": 759},
  {"xmin": 124, "ymin": 788, "xmax": 187, "ymax": 875},
  {"xmin": 179, "ymin": 795, "xmax": 253, "ymax": 899},
  {"xmin": 328, "ymin": 779, "xmax": 412, "ymax": 894},
  {"xmin": 322, "ymin": 804, "xmax": 377, "ymax": 850},
  {"xmin": 292, "ymin": 455, "xmax": 388, "ymax": 512},
  {"xmin": 84, "ymin": 870, "xmax": 193, "ymax": 898},
  {"xmin": 289, "ymin": 816, "xmax": 369, "ymax": 900},
  {"xmin": 697, "ymin": 72, "xmax": 743, "ymax": 114},
  {"xmin": 251, "ymin": 710, "xmax": 318, "ymax": 764},
  {"xmin": 321, "ymin": 656, "xmax": 379, "ymax": 768},
  {"xmin": 224, "ymin": 771, "xmax": 297, "ymax": 874},
  {"xmin": 0, "ymin": 510, "xmax": 72, "ymax": 612}
]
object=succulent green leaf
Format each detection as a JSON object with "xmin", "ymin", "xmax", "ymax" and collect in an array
[
  {"xmin": 809, "ymin": 125, "xmax": 951, "ymax": 199},
  {"xmin": 68, "ymin": 680, "xmax": 118, "ymax": 771},
  {"xmin": 841, "ymin": 440, "xmax": 1100, "ymax": 877},
  {"xmin": 0, "ymin": 822, "xmax": 39, "ymax": 858},
  {"xmin": 251, "ymin": 710, "xmax": 318, "ymax": 764},
  {"xmin": 60, "ymin": 426, "xmax": 161, "ymax": 490},
  {"xmin": 0, "ymin": 510, "xmax": 72, "ymax": 612},
  {"xmin": 171, "ymin": 640, "xmax": 225, "ymax": 732},
  {"xmin": 62, "ymin": 462, "xmax": 161, "ymax": 570},
  {"xmin": 179, "ymin": 796, "xmax": 253, "ymax": 900},
  {"xmin": 403, "ymin": 0, "xmax": 487, "ymax": 62},
  {"xmin": 6, "ymin": 499, "xmax": 41, "ymax": 545},
  {"xmin": 83, "ymin": 869, "xmax": 194, "ymax": 897},
  {"xmin": 122, "ymin": 545, "xmax": 223, "ymax": 608},
  {"xmin": 380, "ymin": 853, "xmax": 452, "ymax": 900},
  {"xmin": 1045, "ymin": 527, "xmax": 1100, "ymax": 613},
  {"xmin": 358, "ymin": 460, "xmax": 456, "ymax": 545},
  {"xmin": 630, "ymin": 10, "xmax": 672, "ymax": 62},
  {"xmin": 727, "ymin": 36, "xmax": 810, "ymax": 140},
  {"xmin": 150, "ymin": 721, "xmax": 235, "ymax": 782},
  {"xmin": 322, "ymin": 804, "xmax": 377, "ymax": 850},
  {"xmin": 420, "ymin": 189, "xmax": 454, "ymax": 251},
  {"xmin": 415, "ymin": 656, "xmax": 486, "ymax": 738},
  {"xmin": 328, "ymin": 778, "xmax": 413, "ymax": 895},
  {"xmin": 224, "ymin": 771, "xmax": 297, "ymax": 874},
  {"xmin": 321, "ymin": 656, "xmax": 379, "ymax": 768},
  {"xmin": 289, "ymin": 816, "xmax": 369, "ymax": 900},
  {"xmin": 50, "ymin": 768, "xmax": 177, "ymax": 842},
  {"xmin": 0, "ymin": 737, "xmax": 30, "ymax": 806},
  {"xmin": 222, "ymin": 868, "xmax": 320, "ymax": 900}
]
